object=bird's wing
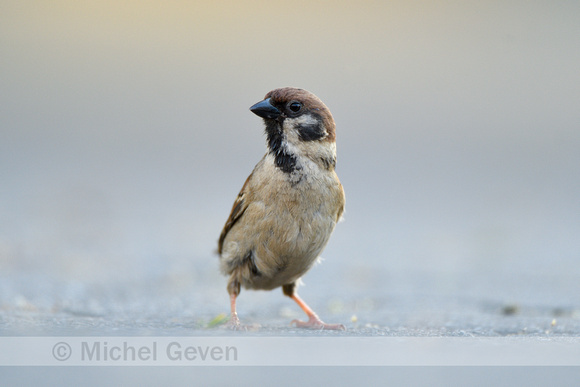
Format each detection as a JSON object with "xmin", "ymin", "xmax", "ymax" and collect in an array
[
  {"xmin": 218, "ymin": 173, "xmax": 253, "ymax": 255},
  {"xmin": 336, "ymin": 182, "xmax": 345, "ymax": 222}
]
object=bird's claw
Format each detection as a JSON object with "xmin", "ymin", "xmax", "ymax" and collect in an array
[
  {"xmin": 224, "ymin": 315, "xmax": 247, "ymax": 331},
  {"xmin": 290, "ymin": 317, "xmax": 346, "ymax": 331}
]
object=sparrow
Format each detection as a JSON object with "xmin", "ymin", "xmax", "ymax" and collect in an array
[{"xmin": 217, "ymin": 87, "xmax": 346, "ymax": 330}]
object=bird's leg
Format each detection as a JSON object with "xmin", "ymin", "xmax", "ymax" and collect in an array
[
  {"xmin": 225, "ymin": 278, "xmax": 243, "ymax": 330},
  {"xmin": 290, "ymin": 293, "xmax": 346, "ymax": 331},
  {"xmin": 228, "ymin": 293, "xmax": 241, "ymax": 326},
  {"xmin": 282, "ymin": 284, "xmax": 345, "ymax": 331}
]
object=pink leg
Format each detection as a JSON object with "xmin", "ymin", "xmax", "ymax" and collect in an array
[
  {"xmin": 290, "ymin": 293, "xmax": 345, "ymax": 331},
  {"xmin": 225, "ymin": 293, "xmax": 243, "ymax": 330}
]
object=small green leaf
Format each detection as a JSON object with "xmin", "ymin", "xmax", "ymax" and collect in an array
[{"xmin": 207, "ymin": 313, "xmax": 229, "ymax": 327}]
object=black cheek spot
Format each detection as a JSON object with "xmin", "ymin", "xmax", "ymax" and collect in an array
[{"xmin": 298, "ymin": 123, "xmax": 326, "ymax": 141}]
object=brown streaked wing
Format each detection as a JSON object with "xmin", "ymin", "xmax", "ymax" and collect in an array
[
  {"xmin": 336, "ymin": 183, "xmax": 345, "ymax": 222},
  {"xmin": 218, "ymin": 173, "xmax": 253, "ymax": 255}
]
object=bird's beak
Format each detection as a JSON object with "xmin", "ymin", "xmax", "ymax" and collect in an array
[{"xmin": 250, "ymin": 98, "xmax": 280, "ymax": 119}]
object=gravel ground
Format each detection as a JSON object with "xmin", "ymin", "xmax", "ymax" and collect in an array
[{"xmin": 1, "ymin": 258, "xmax": 578, "ymax": 337}]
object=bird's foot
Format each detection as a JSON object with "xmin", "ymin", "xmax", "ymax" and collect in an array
[
  {"xmin": 290, "ymin": 315, "xmax": 346, "ymax": 331},
  {"xmin": 223, "ymin": 314, "xmax": 247, "ymax": 331}
]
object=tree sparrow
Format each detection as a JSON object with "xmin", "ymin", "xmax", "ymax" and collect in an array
[{"xmin": 218, "ymin": 87, "xmax": 345, "ymax": 330}]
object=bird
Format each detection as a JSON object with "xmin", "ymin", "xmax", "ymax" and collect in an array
[{"xmin": 217, "ymin": 87, "xmax": 346, "ymax": 330}]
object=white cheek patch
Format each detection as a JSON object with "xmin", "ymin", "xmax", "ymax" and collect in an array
[
  {"xmin": 290, "ymin": 114, "xmax": 319, "ymax": 127},
  {"xmin": 284, "ymin": 114, "xmax": 328, "ymax": 142},
  {"xmin": 274, "ymin": 114, "xmax": 335, "ymax": 173}
]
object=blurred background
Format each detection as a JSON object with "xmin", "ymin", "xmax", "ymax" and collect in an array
[{"xmin": 1, "ymin": 1, "xmax": 579, "ymax": 334}]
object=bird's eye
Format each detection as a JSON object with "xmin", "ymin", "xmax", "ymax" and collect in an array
[{"xmin": 288, "ymin": 101, "xmax": 303, "ymax": 113}]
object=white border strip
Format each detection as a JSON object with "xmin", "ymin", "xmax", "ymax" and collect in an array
[{"xmin": 0, "ymin": 337, "xmax": 578, "ymax": 366}]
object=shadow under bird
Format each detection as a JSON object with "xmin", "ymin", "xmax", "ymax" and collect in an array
[{"xmin": 218, "ymin": 87, "xmax": 345, "ymax": 330}]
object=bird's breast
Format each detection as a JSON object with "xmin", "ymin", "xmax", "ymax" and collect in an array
[{"xmin": 221, "ymin": 153, "xmax": 344, "ymax": 289}]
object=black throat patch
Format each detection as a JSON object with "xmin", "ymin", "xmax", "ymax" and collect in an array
[{"xmin": 265, "ymin": 120, "xmax": 299, "ymax": 174}]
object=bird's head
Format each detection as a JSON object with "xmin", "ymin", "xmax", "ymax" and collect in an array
[{"xmin": 250, "ymin": 87, "xmax": 337, "ymax": 173}]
